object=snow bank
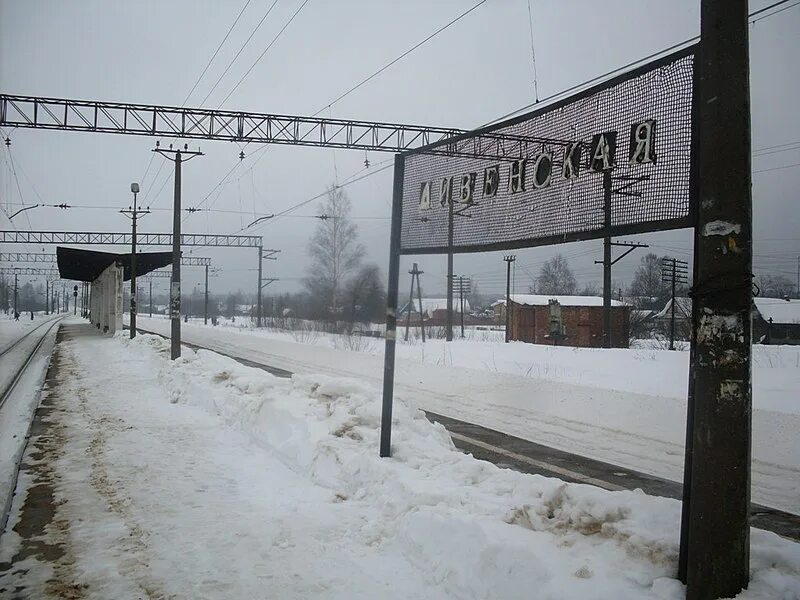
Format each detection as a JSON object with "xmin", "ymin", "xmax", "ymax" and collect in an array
[{"xmin": 120, "ymin": 333, "xmax": 800, "ymax": 599}]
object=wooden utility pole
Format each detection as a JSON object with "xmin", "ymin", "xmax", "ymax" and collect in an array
[
  {"xmin": 153, "ymin": 143, "xmax": 203, "ymax": 359},
  {"xmin": 681, "ymin": 1, "xmax": 753, "ymax": 597},
  {"xmin": 503, "ymin": 255, "xmax": 515, "ymax": 343},
  {"xmin": 404, "ymin": 263, "xmax": 425, "ymax": 342},
  {"xmin": 661, "ymin": 257, "xmax": 688, "ymax": 351}
]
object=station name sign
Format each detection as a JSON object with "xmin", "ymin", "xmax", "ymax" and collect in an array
[
  {"xmin": 418, "ymin": 121, "xmax": 656, "ymax": 210},
  {"xmin": 397, "ymin": 45, "xmax": 696, "ymax": 254}
]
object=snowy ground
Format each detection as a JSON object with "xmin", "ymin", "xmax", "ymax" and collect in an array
[
  {"xmin": 136, "ymin": 316, "xmax": 800, "ymax": 514},
  {"xmin": 2, "ymin": 328, "xmax": 798, "ymax": 599}
]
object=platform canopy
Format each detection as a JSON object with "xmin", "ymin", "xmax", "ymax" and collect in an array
[{"xmin": 56, "ymin": 247, "xmax": 172, "ymax": 282}]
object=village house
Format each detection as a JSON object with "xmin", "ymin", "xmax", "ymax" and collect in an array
[
  {"xmin": 493, "ymin": 294, "xmax": 630, "ymax": 348},
  {"xmin": 752, "ymin": 297, "xmax": 800, "ymax": 345}
]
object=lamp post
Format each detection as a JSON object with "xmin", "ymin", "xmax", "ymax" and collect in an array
[{"xmin": 122, "ymin": 182, "xmax": 149, "ymax": 339}]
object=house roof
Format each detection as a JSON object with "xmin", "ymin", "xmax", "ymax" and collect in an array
[
  {"xmin": 400, "ymin": 298, "xmax": 470, "ymax": 315},
  {"xmin": 653, "ymin": 297, "xmax": 692, "ymax": 320},
  {"xmin": 754, "ymin": 297, "xmax": 800, "ymax": 324},
  {"xmin": 493, "ymin": 294, "xmax": 628, "ymax": 308}
]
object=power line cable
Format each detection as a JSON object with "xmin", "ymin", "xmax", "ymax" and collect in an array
[
  {"xmin": 198, "ymin": 0, "xmax": 281, "ymax": 108},
  {"xmin": 217, "ymin": 0, "xmax": 312, "ymax": 108},
  {"xmin": 192, "ymin": 1, "xmax": 489, "ymax": 219},
  {"xmin": 753, "ymin": 162, "xmax": 800, "ymax": 174},
  {"xmin": 484, "ymin": 0, "xmax": 796, "ymax": 128},
  {"xmin": 750, "ymin": 0, "xmax": 800, "ymax": 22},
  {"xmin": 526, "ymin": 0, "xmax": 539, "ymax": 103},
  {"xmin": 314, "ymin": 0, "xmax": 489, "ymax": 116},
  {"xmin": 182, "ymin": 0, "xmax": 253, "ymax": 107}
]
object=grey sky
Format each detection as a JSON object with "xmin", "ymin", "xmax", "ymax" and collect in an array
[{"xmin": 1, "ymin": 0, "xmax": 798, "ymax": 300}]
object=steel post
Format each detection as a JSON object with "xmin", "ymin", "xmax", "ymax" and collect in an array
[
  {"xmin": 602, "ymin": 171, "xmax": 612, "ymax": 349},
  {"xmin": 257, "ymin": 246, "xmax": 263, "ymax": 327},
  {"xmin": 380, "ymin": 155, "xmax": 404, "ymax": 458},
  {"xmin": 682, "ymin": 1, "xmax": 753, "ymax": 597},
  {"xmin": 446, "ymin": 198, "xmax": 454, "ymax": 342}
]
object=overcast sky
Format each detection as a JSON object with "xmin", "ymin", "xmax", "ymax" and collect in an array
[{"xmin": 1, "ymin": 0, "xmax": 798, "ymax": 301}]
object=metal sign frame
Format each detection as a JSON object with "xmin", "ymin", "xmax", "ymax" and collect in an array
[{"xmin": 395, "ymin": 43, "xmax": 698, "ymax": 256}]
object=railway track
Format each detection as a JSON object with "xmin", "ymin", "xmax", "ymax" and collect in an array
[
  {"xmin": 0, "ymin": 316, "xmax": 63, "ymax": 408},
  {"xmin": 0, "ymin": 315, "xmax": 63, "ymax": 535}
]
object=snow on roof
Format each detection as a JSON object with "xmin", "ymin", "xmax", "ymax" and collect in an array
[
  {"xmin": 754, "ymin": 297, "xmax": 800, "ymax": 324},
  {"xmin": 653, "ymin": 297, "xmax": 692, "ymax": 320},
  {"xmin": 494, "ymin": 294, "xmax": 627, "ymax": 308},
  {"xmin": 401, "ymin": 298, "xmax": 470, "ymax": 315}
]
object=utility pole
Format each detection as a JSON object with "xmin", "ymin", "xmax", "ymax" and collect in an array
[
  {"xmin": 680, "ymin": 1, "xmax": 753, "ymax": 597},
  {"xmin": 661, "ymin": 257, "xmax": 688, "ymax": 350},
  {"xmin": 446, "ymin": 198, "xmax": 454, "ymax": 342},
  {"xmin": 153, "ymin": 142, "xmax": 203, "ymax": 359},
  {"xmin": 404, "ymin": 263, "xmax": 425, "ymax": 342},
  {"xmin": 204, "ymin": 264, "xmax": 209, "ymax": 325},
  {"xmin": 121, "ymin": 181, "xmax": 149, "ymax": 339},
  {"xmin": 595, "ymin": 239, "xmax": 648, "ymax": 348},
  {"xmin": 456, "ymin": 276, "xmax": 471, "ymax": 338},
  {"xmin": 13, "ymin": 273, "xmax": 18, "ymax": 316},
  {"xmin": 503, "ymin": 255, "xmax": 515, "ymax": 343},
  {"xmin": 45, "ymin": 279, "xmax": 49, "ymax": 315},
  {"xmin": 258, "ymin": 248, "xmax": 280, "ymax": 327},
  {"xmin": 149, "ymin": 280, "xmax": 153, "ymax": 317}
]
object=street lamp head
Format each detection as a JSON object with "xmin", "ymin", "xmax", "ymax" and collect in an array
[{"xmin": 131, "ymin": 182, "xmax": 140, "ymax": 194}]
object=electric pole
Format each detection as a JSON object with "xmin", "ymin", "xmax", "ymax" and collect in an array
[
  {"xmin": 404, "ymin": 263, "xmax": 425, "ymax": 342},
  {"xmin": 503, "ymin": 255, "xmax": 515, "ymax": 343},
  {"xmin": 257, "ymin": 248, "xmax": 280, "ymax": 327},
  {"xmin": 121, "ymin": 181, "xmax": 149, "ymax": 338},
  {"xmin": 456, "ymin": 276, "xmax": 471, "ymax": 338},
  {"xmin": 661, "ymin": 257, "xmax": 688, "ymax": 351},
  {"xmin": 149, "ymin": 280, "xmax": 153, "ymax": 317},
  {"xmin": 153, "ymin": 142, "xmax": 203, "ymax": 359},
  {"xmin": 204, "ymin": 264, "xmax": 209, "ymax": 325},
  {"xmin": 13, "ymin": 273, "xmax": 18, "ymax": 316},
  {"xmin": 595, "ymin": 239, "xmax": 648, "ymax": 347}
]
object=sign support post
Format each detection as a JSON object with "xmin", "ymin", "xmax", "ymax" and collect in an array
[
  {"xmin": 681, "ymin": 1, "xmax": 752, "ymax": 597},
  {"xmin": 380, "ymin": 155, "xmax": 404, "ymax": 457}
]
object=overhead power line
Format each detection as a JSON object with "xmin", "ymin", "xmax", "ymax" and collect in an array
[
  {"xmin": 315, "ymin": 0, "xmax": 489, "ymax": 115},
  {"xmin": 486, "ymin": 0, "xmax": 799, "ymax": 127},
  {"xmin": 182, "ymin": 0, "xmax": 253, "ymax": 107},
  {"xmin": 218, "ymin": 0, "xmax": 312, "ymax": 108},
  {"xmin": 198, "ymin": 0, "xmax": 281, "ymax": 108}
]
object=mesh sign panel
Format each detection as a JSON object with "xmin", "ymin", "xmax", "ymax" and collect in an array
[{"xmin": 399, "ymin": 46, "xmax": 696, "ymax": 254}]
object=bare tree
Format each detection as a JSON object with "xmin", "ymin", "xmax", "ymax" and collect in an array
[
  {"xmin": 579, "ymin": 281, "xmax": 600, "ymax": 296},
  {"xmin": 305, "ymin": 186, "xmax": 365, "ymax": 318},
  {"xmin": 344, "ymin": 263, "xmax": 385, "ymax": 326},
  {"xmin": 536, "ymin": 254, "xmax": 577, "ymax": 295},
  {"xmin": 756, "ymin": 274, "xmax": 794, "ymax": 298},
  {"xmin": 628, "ymin": 253, "xmax": 669, "ymax": 306}
]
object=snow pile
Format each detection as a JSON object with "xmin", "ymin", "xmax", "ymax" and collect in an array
[{"xmin": 121, "ymin": 333, "xmax": 800, "ymax": 599}]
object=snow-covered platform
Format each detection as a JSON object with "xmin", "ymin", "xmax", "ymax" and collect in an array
[{"xmin": 1, "ymin": 323, "xmax": 799, "ymax": 599}]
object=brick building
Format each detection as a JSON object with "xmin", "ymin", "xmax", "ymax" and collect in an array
[{"xmin": 496, "ymin": 294, "xmax": 630, "ymax": 348}]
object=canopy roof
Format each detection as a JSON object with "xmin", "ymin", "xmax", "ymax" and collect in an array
[{"xmin": 56, "ymin": 247, "xmax": 172, "ymax": 282}]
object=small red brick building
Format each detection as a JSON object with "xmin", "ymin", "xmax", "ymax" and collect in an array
[{"xmin": 497, "ymin": 295, "xmax": 630, "ymax": 348}]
